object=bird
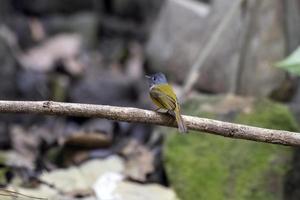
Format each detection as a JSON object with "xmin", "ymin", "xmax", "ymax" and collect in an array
[{"xmin": 146, "ymin": 72, "xmax": 188, "ymax": 133}]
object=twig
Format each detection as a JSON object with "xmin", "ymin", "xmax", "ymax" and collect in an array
[
  {"xmin": 181, "ymin": 0, "xmax": 246, "ymax": 98},
  {"xmin": 0, "ymin": 100, "xmax": 299, "ymax": 146},
  {"xmin": 0, "ymin": 188, "xmax": 47, "ymax": 199}
]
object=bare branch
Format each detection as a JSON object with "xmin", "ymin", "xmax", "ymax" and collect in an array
[{"xmin": 0, "ymin": 100, "xmax": 299, "ymax": 146}]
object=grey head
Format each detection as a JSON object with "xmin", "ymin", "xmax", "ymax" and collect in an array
[{"xmin": 146, "ymin": 72, "xmax": 168, "ymax": 88}]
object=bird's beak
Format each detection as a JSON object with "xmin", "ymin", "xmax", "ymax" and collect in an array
[{"xmin": 145, "ymin": 75, "xmax": 151, "ymax": 79}]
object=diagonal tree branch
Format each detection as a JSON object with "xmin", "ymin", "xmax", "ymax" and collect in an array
[
  {"xmin": 0, "ymin": 100, "xmax": 299, "ymax": 146},
  {"xmin": 181, "ymin": 0, "xmax": 246, "ymax": 98}
]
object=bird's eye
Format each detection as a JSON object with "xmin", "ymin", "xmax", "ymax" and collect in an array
[{"xmin": 153, "ymin": 77, "xmax": 156, "ymax": 81}]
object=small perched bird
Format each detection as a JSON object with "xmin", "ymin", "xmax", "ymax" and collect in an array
[{"xmin": 146, "ymin": 72, "xmax": 188, "ymax": 133}]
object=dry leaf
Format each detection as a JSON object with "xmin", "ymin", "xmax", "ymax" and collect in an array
[{"xmin": 122, "ymin": 139, "xmax": 154, "ymax": 182}]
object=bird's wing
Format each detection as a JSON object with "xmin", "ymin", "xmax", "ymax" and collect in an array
[{"xmin": 150, "ymin": 84, "xmax": 177, "ymax": 110}]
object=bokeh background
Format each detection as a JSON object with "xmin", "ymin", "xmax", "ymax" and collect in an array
[{"xmin": 0, "ymin": 0, "xmax": 300, "ymax": 199}]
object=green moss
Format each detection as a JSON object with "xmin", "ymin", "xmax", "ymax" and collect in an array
[
  {"xmin": 0, "ymin": 152, "xmax": 8, "ymax": 185},
  {"xmin": 164, "ymin": 97, "xmax": 299, "ymax": 200},
  {"xmin": 235, "ymin": 99, "xmax": 299, "ymax": 131}
]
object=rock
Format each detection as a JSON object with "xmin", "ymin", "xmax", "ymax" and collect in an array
[
  {"xmin": 235, "ymin": 0, "xmax": 286, "ymax": 96},
  {"xmin": 6, "ymin": 157, "xmax": 124, "ymax": 199},
  {"xmin": 0, "ymin": 37, "xmax": 18, "ymax": 100},
  {"xmin": 0, "ymin": 122, "xmax": 9, "ymax": 149},
  {"xmin": 69, "ymin": 69, "xmax": 138, "ymax": 106},
  {"xmin": 16, "ymin": 69, "xmax": 50, "ymax": 100},
  {"xmin": 283, "ymin": 0, "xmax": 300, "ymax": 53},
  {"xmin": 111, "ymin": 0, "xmax": 164, "ymax": 23},
  {"xmin": 124, "ymin": 42, "xmax": 144, "ymax": 81},
  {"xmin": 5, "ymin": 151, "xmax": 35, "ymax": 170},
  {"xmin": 93, "ymin": 172, "xmax": 124, "ymax": 200},
  {"xmin": 18, "ymin": 33, "xmax": 82, "ymax": 72},
  {"xmin": 147, "ymin": 0, "xmax": 287, "ymax": 96},
  {"xmin": 0, "ymin": 0, "xmax": 13, "ymax": 23},
  {"xmin": 99, "ymin": 0, "xmax": 163, "ymax": 41},
  {"xmin": 164, "ymin": 94, "xmax": 299, "ymax": 200},
  {"xmin": 115, "ymin": 181, "xmax": 179, "ymax": 200},
  {"xmin": 82, "ymin": 119, "xmax": 114, "ymax": 136},
  {"xmin": 100, "ymin": 17, "xmax": 145, "ymax": 40},
  {"xmin": 0, "ymin": 34, "xmax": 16, "ymax": 128},
  {"xmin": 147, "ymin": 0, "xmax": 209, "ymax": 81},
  {"xmin": 41, "ymin": 156, "xmax": 124, "ymax": 193},
  {"xmin": 6, "ymin": 155, "xmax": 178, "ymax": 200},
  {"xmin": 5, "ymin": 15, "xmax": 37, "ymax": 49},
  {"xmin": 43, "ymin": 12, "xmax": 99, "ymax": 47},
  {"xmin": 93, "ymin": 172, "xmax": 179, "ymax": 200}
]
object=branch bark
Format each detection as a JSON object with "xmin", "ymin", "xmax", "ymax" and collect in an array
[{"xmin": 0, "ymin": 100, "xmax": 299, "ymax": 146}]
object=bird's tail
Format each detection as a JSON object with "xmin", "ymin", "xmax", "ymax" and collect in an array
[{"xmin": 175, "ymin": 107, "xmax": 188, "ymax": 133}]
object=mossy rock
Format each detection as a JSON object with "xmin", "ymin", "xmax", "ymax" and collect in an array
[{"xmin": 164, "ymin": 95, "xmax": 299, "ymax": 200}]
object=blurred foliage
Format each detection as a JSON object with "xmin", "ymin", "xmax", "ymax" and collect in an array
[
  {"xmin": 0, "ymin": 152, "xmax": 8, "ymax": 185},
  {"xmin": 276, "ymin": 46, "xmax": 300, "ymax": 76},
  {"xmin": 164, "ymin": 96, "xmax": 299, "ymax": 200}
]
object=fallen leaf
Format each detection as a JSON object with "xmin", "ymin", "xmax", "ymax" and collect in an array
[{"xmin": 121, "ymin": 139, "xmax": 154, "ymax": 182}]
